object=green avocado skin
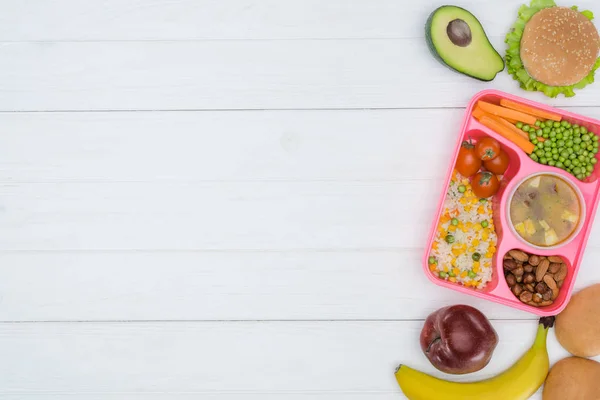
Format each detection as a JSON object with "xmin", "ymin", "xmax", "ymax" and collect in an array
[{"xmin": 425, "ymin": 6, "xmax": 505, "ymax": 82}]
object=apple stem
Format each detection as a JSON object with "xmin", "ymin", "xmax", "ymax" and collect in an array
[{"xmin": 425, "ymin": 336, "xmax": 442, "ymax": 353}]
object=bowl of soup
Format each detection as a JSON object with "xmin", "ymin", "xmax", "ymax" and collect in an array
[{"xmin": 507, "ymin": 172, "xmax": 586, "ymax": 249}]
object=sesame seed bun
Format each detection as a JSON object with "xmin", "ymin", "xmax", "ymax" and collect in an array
[{"xmin": 520, "ymin": 6, "xmax": 600, "ymax": 87}]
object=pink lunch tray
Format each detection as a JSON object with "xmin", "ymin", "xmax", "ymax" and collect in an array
[{"xmin": 423, "ymin": 89, "xmax": 600, "ymax": 316}]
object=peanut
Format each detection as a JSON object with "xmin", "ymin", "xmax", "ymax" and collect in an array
[
  {"xmin": 528, "ymin": 255, "xmax": 541, "ymax": 266},
  {"xmin": 543, "ymin": 275, "xmax": 559, "ymax": 300},
  {"xmin": 509, "ymin": 250, "xmax": 529, "ymax": 262},
  {"xmin": 548, "ymin": 256, "xmax": 564, "ymax": 263},
  {"xmin": 506, "ymin": 273, "xmax": 516, "ymax": 287},
  {"xmin": 523, "ymin": 273, "xmax": 535, "ymax": 284},
  {"xmin": 503, "ymin": 259, "xmax": 517, "ymax": 271},
  {"xmin": 520, "ymin": 291, "xmax": 533, "ymax": 303},
  {"xmin": 554, "ymin": 264, "xmax": 568, "ymax": 281},
  {"xmin": 512, "ymin": 284, "xmax": 524, "ymax": 297},
  {"xmin": 536, "ymin": 259, "xmax": 550, "ymax": 282},
  {"xmin": 549, "ymin": 263, "xmax": 561, "ymax": 274},
  {"xmin": 524, "ymin": 264, "xmax": 533, "ymax": 273}
]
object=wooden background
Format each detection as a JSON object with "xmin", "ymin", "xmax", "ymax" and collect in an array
[{"xmin": 1, "ymin": 1, "xmax": 599, "ymax": 398}]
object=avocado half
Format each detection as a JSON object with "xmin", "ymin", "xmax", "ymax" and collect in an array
[{"xmin": 426, "ymin": 6, "xmax": 504, "ymax": 81}]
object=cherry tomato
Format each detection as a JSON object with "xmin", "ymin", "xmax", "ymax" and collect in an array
[
  {"xmin": 483, "ymin": 150, "xmax": 510, "ymax": 175},
  {"xmin": 476, "ymin": 137, "xmax": 501, "ymax": 161},
  {"xmin": 471, "ymin": 171, "xmax": 499, "ymax": 198},
  {"xmin": 456, "ymin": 139, "xmax": 482, "ymax": 177}
]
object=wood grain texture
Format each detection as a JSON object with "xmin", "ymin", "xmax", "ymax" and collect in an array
[
  {"xmin": 2, "ymin": 249, "xmax": 600, "ymax": 322},
  {"xmin": 2, "ymin": 37, "xmax": 600, "ymax": 111},
  {"xmin": 0, "ymin": 320, "xmax": 594, "ymax": 399},
  {"xmin": 0, "ymin": 0, "xmax": 597, "ymax": 41}
]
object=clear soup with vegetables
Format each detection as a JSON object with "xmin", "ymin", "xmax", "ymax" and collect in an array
[{"xmin": 510, "ymin": 174, "xmax": 581, "ymax": 247}]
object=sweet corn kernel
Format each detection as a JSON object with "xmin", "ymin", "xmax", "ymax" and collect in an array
[
  {"xmin": 478, "ymin": 205, "xmax": 485, "ymax": 213},
  {"xmin": 462, "ymin": 179, "xmax": 469, "ymax": 185},
  {"xmin": 485, "ymin": 252, "xmax": 493, "ymax": 258},
  {"xmin": 461, "ymin": 271, "xmax": 468, "ymax": 278},
  {"xmin": 471, "ymin": 198, "xmax": 479, "ymax": 205},
  {"xmin": 430, "ymin": 264, "xmax": 438, "ymax": 272},
  {"xmin": 449, "ymin": 277, "xmax": 457, "ymax": 283},
  {"xmin": 482, "ymin": 232, "xmax": 489, "ymax": 241},
  {"xmin": 464, "ymin": 205, "xmax": 472, "ymax": 212},
  {"xmin": 474, "ymin": 224, "xmax": 482, "ymax": 231},
  {"xmin": 459, "ymin": 198, "xmax": 467, "ymax": 205},
  {"xmin": 448, "ymin": 225, "xmax": 457, "ymax": 232},
  {"xmin": 473, "ymin": 265, "xmax": 480, "ymax": 273},
  {"xmin": 472, "ymin": 239, "xmax": 480, "ymax": 246},
  {"xmin": 444, "ymin": 266, "xmax": 449, "ymax": 272},
  {"xmin": 432, "ymin": 242, "xmax": 438, "ymax": 250},
  {"xmin": 468, "ymin": 247, "xmax": 475, "ymax": 253},
  {"xmin": 466, "ymin": 222, "xmax": 473, "ymax": 229}
]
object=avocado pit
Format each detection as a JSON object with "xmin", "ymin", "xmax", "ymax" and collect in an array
[{"xmin": 447, "ymin": 19, "xmax": 472, "ymax": 47}]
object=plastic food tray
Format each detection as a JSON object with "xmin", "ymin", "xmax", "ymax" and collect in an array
[{"xmin": 423, "ymin": 89, "xmax": 600, "ymax": 316}]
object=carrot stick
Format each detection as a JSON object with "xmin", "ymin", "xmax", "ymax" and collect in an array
[
  {"xmin": 492, "ymin": 115, "xmax": 529, "ymax": 140},
  {"xmin": 499, "ymin": 99, "xmax": 562, "ymax": 122},
  {"xmin": 479, "ymin": 115, "xmax": 536, "ymax": 154},
  {"xmin": 472, "ymin": 106, "xmax": 485, "ymax": 120},
  {"xmin": 473, "ymin": 106, "xmax": 518, "ymax": 124},
  {"xmin": 477, "ymin": 101, "xmax": 537, "ymax": 126},
  {"xmin": 537, "ymin": 136, "xmax": 545, "ymax": 142}
]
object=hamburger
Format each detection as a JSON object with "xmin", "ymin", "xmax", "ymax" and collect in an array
[{"xmin": 506, "ymin": 0, "xmax": 600, "ymax": 97}]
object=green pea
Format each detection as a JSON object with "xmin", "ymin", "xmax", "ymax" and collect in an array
[
  {"xmin": 559, "ymin": 156, "xmax": 566, "ymax": 162},
  {"xmin": 574, "ymin": 128, "xmax": 581, "ymax": 135},
  {"xmin": 523, "ymin": 125, "xmax": 531, "ymax": 132},
  {"xmin": 594, "ymin": 142, "xmax": 599, "ymax": 148},
  {"xmin": 552, "ymin": 154, "xmax": 559, "ymax": 161},
  {"xmin": 594, "ymin": 135, "xmax": 599, "ymax": 141},
  {"xmin": 586, "ymin": 171, "xmax": 593, "ymax": 178},
  {"xmin": 549, "ymin": 160, "xmax": 556, "ymax": 166},
  {"xmin": 544, "ymin": 140, "xmax": 552, "ymax": 148},
  {"xmin": 552, "ymin": 148, "xmax": 558, "ymax": 154},
  {"xmin": 573, "ymin": 159, "xmax": 580, "ymax": 167},
  {"xmin": 458, "ymin": 185, "xmax": 466, "ymax": 193},
  {"xmin": 557, "ymin": 133, "xmax": 564, "ymax": 140},
  {"xmin": 481, "ymin": 220, "xmax": 489, "ymax": 228},
  {"xmin": 543, "ymin": 127, "xmax": 551, "ymax": 134},
  {"xmin": 439, "ymin": 271, "xmax": 448, "ymax": 278},
  {"xmin": 540, "ymin": 157, "xmax": 548, "ymax": 165},
  {"xmin": 448, "ymin": 270, "xmax": 456, "ymax": 277},
  {"xmin": 532, "ymin": 139, "xmax": 539, "ymax": 145},
  {"xmin": 588, "ymin": 145, "xmax": 594, "ymax": 151},
  {"xmin": 565, "ymin": 159, "xmax": 572, "ymax": 167},
  {"xmin": 451, "ymin": 218, "xmax": 459, "ymax": 226},
  {"xmin": 530, "ymin": 154, "xmax": 539, "ymax": 162},
  {"xmin": 591, "ymin": 158, "xmax": 598, "ymax": 165},
  {"xmin": 582, "ymin": 127, "xmax": 588, "ymax": 134},
  {"xmin": 579, "ymin": 155, "xmax": 586, "ymax": 162},
  {"xmin": 574, "ymin": 144, "xmax": 581, "ymax": 152},
  {"xmin": 472, "ymin": 252, "xmax": 481, "ymax": 261},
  {"xmin": 568, "ymin": 148, "xmax": 575, "ymax": 154},
  {"xmin": 468, "ymin": 271, "xmax": 477, "ymax": 279},
  {"xmin": 536, "ymin": 149, "xmax": 545, "ymax": 157},
  {"xmin": 574, "ymin": 137, "xmax": 582, "ymax": 144},
  {"xmin": 587, "ymin": 165, "xmax": 594, "ymax": 172},
  {"xmin": 536, "ymin": 142, "xmax": 543, "ymax": 149},
  {"xmin": 551, "ymin": 142, "xmax": 557, "ymax": 148},
  {"xmin": 516, "ymin": 122, "xmax": 523, "ymax": 129},
  {"xmin": 583, "ymin": 134, "xmax": 591, "ymax": 142},
  {"xmin": 561, "ymin": 120, "xmax": 569, "ymax": 127},
  {"xmin": 577, "ymin": 173, "xmax": 585, "ymax": 180},
  {"xmin": 428, "ymin": 256, "xmax": 437, "ymax": 265},
  {"xmin": 567, "ymin": 129, "xmax": 574, "ymax": 136},
  {"xmin": 566, "ymin": 140, "xmax": 574, "ymax": 147},
  {"xmin": 584, "ymin": 150, "xmax": 589, "ymax": 157},
  {"xmin": 556, "ymin": 161, "xmax": 564, "ymax": 168},
  {"xmin": 542, "ymin": 133, "xmax": 549, "ymax": 139},
  {"xmin": 529, "ymin": 132, "xmax": 537, "ymax": 141},
  {"xmin": 535, "ymin": 121, "xmax": 541, "ymax": 127},
  {"xmin": 574, "ymin": 167, "xmax": 582, "ymax": 174},
  {"xmin": 445, "ymin": 235, "xmax": 455, "ymax": 244},
  {"xmin": 594, "ymin": 148, "xmax": 599, "ymax": 154},
  {"xmin": 573, "ymin": 124, "xmax": 580, "ymax": 129},
  {"xmin": 550, "ymin": 131, "xmax": 556, "ymax": 138},
  {"xmin": 554, "ymin": 122, "xmax": 561, "ymax": 128}
]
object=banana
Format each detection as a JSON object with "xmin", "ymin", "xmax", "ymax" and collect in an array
[{"xmin": 395, "ymin": 317, "xmax": 554, "ymax": 400}]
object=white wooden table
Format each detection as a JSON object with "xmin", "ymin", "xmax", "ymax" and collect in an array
[{"xmin": 1, "ymin": 1, "xmax": 600, "ymax": 398}]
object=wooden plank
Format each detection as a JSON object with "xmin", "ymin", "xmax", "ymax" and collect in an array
[
  {"xmin": 0, "ymin": 109, "xmax": 464, "ymax": 182},
  {"xmin": 3, "ymin": 38, "xmax": 600, "ymax": 111},
  {"xmin": 0, "ymin": 180, "xmax": 439, "ymax": 250},
  {"xmin": 0, "ymin": 320, "xmax": 593, "ymax": 399},
  {"xmin": 0, "ymin": 0, "xmax": 569, "ymax": 41},
  {"xmin": 2, "ymin": 249, "xmax": 600, "ymax": 322},
  {"xmin": 2, "ymin": 179, "xmax": 600, "ymax": 251}
]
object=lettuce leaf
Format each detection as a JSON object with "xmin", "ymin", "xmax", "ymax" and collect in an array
[{"xmin": 505, "ymin": 0, "xmax": 600, "ymax": 97}]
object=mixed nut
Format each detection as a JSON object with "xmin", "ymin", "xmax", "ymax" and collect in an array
[{"xmin": 504, "ymin": 250, "xmax": 568, "ymax": 307}]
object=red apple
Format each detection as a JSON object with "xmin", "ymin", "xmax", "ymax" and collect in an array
[{"xmin": 420, "ymin": 305, "xmax": 498, "ymax": 374}]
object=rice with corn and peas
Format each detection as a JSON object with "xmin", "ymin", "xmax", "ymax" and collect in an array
[{"xmin": 428, "ymin": 171, "xmax": 497, "ymax": 289}]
